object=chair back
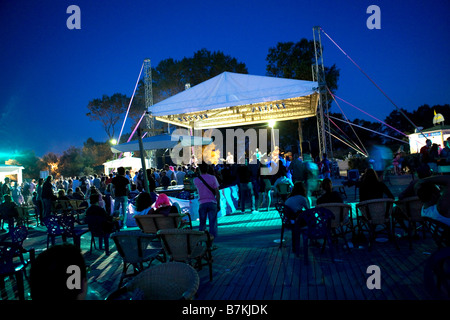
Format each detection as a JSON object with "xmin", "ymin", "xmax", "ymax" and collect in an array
[
  {"xmin": 299, "ymin": 207, "xmax": 334, "ymax": 239},
  {"xmin": 9, "ymin": 226, "xmax": 28, "ymax": 245},
  {"xmin": 58, "ymin": 200, "xmax": 72, "ymax": 211},
  {"xmin": 0, "ymin": 243, "xmax": 19, "ymax": 274},
  {"xmin": 276, "ymin": 183, "xmax": 291, "ymax": 195},
  {"xmin": 125, "ymin": 262, "xmax": 200, "ymax": 300},
  {"xmin": 356, "ymin": 198, "xmax": 394, "ymax": 224},
  {"xmin": 157, "ymin": 228, "xmax": 210, "ymax": 262},
  {"xmin": 395, "ymin": 196, "xmax": 423, "ymax": 222},
  {"xmin": 59, "ymin": 214, "xmax": 76, "ymax": 234},
  {"xmin": 276, "ymin": 203, "xmax": 298, "ymax": 227},
  {"xmin": 15, "ymin": 207, "xmax": 27, "ymax": 226},
  {"xmin": 111, "ymin": 230, "xmax": 157, "ymax": 264},
  {"xmin": 43, "ymin": 215, "xmax": 64, "ymax": 236},
  {"xmin": 423, "ymin": 217, "xmax": 450, "ymax": 248},
  {"xmin": 347, "ymin": 169, "xmax": 360, "ymax": 182},
  {"xmin": 316, "ymin": 203, "xmax": 352, "ymax": 229},
  {"xmin": 135, "ymin": 213, "xmax": 184, "ymax": 234}
]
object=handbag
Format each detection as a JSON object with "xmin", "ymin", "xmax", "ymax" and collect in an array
[{"xmin": 197, "ymin": 175, "xmax": 220, "ymax": 211}]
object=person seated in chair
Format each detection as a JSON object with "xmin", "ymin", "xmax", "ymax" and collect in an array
[
  {"xmin": 57, "ymin": 189, "xmax": 70, "ymax": 201},
  {"xmin": 415, "ymin": 174, "xmax": 450, "ymax": 226},
  {"xmin": 133, "ymin": 192, "xmax": 155, "ymax": 216},
  {"xmin": 85, "ymin": 194, "xmax": 118, "ymax": 233},
  {"xmin": 359, "ymin": 168, "xmax": 394, "ymax": 202},
  {"xmin": 316, "ymin": 178, "xmax": 344, "ymax": 205},
  {"xmin": 398, "ymin": 164, "xmax": 431, "ymax": 200},
  {"xmin": 148, "ymin": 193, "xmax": 178, "ymax": 216},
  {"xmin": 284, "ymin": 181, "xmax": 309, "ymax": 218}
]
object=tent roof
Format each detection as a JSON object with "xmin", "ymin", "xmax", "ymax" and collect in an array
[
  {"xmin": 0, "ymin": 165, "xmax": 24, "ymax": 173},
  {"xmin": 149, "ymin": 72, "xmax": 319, "ymax": 129},
  {"xmin": 111, "ymin": 133, "xmax": 212, "ymax": 154}
]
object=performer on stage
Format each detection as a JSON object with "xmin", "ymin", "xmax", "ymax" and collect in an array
[{"xmin": 226, "ymin": 152, "xmax": 234, "ymax": 164}]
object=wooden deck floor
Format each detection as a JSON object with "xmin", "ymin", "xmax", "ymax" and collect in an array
[{"xmin": 0, "ymin": 175, "xmax": 443, "ymax": 302}]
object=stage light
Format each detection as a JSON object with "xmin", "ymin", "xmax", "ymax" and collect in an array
[
  {"xmin": 268, "ymin": 119, "xmax": 276, "ymax": 128},
  {"xmin": 110, "ymin": 138, "xmax": 117, "ymax": 145}
]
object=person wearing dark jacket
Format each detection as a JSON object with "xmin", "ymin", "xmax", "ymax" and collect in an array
[
  {"xmin": 42, "ymin": 175, "xmax": 55, "ymax": 219},
  {"xmin": 358, "ymin": 168, "xmax": 394, "ymax": 202}
]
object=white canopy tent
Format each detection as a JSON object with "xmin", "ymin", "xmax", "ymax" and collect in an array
[
  {"xmin": 149, "ymin": 71, "xmax": 319, "ymax": 129},
  {"xmin": 0, "ymin": 165, "xmax": 25, "ymax": 185},
  {"xmin": 102, "ymin": 156, "xmax": 151, "ymax": 175}
]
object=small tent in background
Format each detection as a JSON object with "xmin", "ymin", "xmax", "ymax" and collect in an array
[
  {"xmin": 102, "ymin": 153, "xmax": 151, "ymax": 175},
  {"xmin": 0, "ymin": 164, "xmax": 25, "ymax": 185}
]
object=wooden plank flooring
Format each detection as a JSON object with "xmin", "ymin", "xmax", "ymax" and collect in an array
[{"xmin": 0, "ymin": 175, "xmax": 443, "ymax": 301}]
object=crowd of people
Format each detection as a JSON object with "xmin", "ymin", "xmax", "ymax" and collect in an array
[
  {"xmin": 1, "ymin": 138, "xmax": 450, "ymax": 240},
  {"xmin": 2, "ymin": 141, "xmax": 450, "ymax": 302}
]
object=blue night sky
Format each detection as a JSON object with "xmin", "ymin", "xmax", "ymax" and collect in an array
[{"xmin": 0, "ymin": 0, "xmax": 449, "ymax": 157}]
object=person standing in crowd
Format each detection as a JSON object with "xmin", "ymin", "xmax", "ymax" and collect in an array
[
  {"xmin": 2, "ymin": 177, "xmax": 11, "ymax": 197},
  {"xmin": 320, "ymin": 153, "xmax": 331, "ymax": 179},
  {"xmin": 194, "ymin": 162, "xmax": 220, "ymax": 238},
  {"xmin": 41, "ymin": 175, "xmax": 55, "ymax": 219},
  {"xmin": 237, "ymin": 164, "xmax": 256, "ymax": 213},
  {"xmin": 111, "ymin": 167, "xmax": 130, "ymax": 229},
  {"xmin": 35, "ymin": 178, "xmax": 44, "ymax": 223}
]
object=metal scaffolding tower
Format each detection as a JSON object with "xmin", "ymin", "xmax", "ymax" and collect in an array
[
  {"xmin": 143, "ymin": 59, "xmax": 154, "ymax": 132},
  {"xmin": 312, "ymin": 26, "xmax": 333, "ymax": 160},
  {"xmin": 143, "ymin": 59, "xmax": 155, "ymax": 168}
]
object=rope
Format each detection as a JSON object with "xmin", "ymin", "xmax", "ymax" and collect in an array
[
  {"xmin": 329, "ymin": 115, "xmax": 409, "ymax": 144},
  {"xmin": 326, "ymin": 131, "xmax": 366, "ymax": 156},
  {"xmin": 327, "ymin": 116, "xmax": 368, "ymax": 156},
  {"xmin": 327, "ymin": 87, "xmax": 369, "ymax": 155},
  {"xmin": 332, "ymin": 94, "xmax": 408, "ymax": 138},
  {"xmin": 117, "ymin": 62, "xmax": 144, "ymax": 145},
  {"xmin": 319, "ymin": 27, "xmax": 425, "ymax": 137}
]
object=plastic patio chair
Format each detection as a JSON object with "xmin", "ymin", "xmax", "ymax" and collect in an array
[
  {"xmin": 394, "ymin": 196, "xmax": 427, "ymax": 249},
  {"xmin": 111, "ymin": 230, "xmax": 164, "ymax": 288},
  {"xmin": 297, "ymin": 207, "xmax": 335, "ymax": 264},
  {"xmin": 316, "ymin": 202, "xmax": 354, "ymax": 251},
  {"xmin": 157, "ymin": 228, "xmax": 214, "ymax": 281},
  {"xmin": 0, "ymin": 242, "xmax": 25, "ymax": 300},
  {"xmin": 275, "ymin": 202, "xmax": 301, "ymax": 253},
  {"xmin": 106, "ymin": 262, "xmax": 200, "ymax": 300},
  {"xmin": 356, "ymin": 198, "xmax": 398, "ymax": 251}
]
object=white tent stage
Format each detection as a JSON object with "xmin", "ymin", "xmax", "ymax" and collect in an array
[{"xmin": 149, "ymin": 72, "xmax": 319, "ymax": 130}]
